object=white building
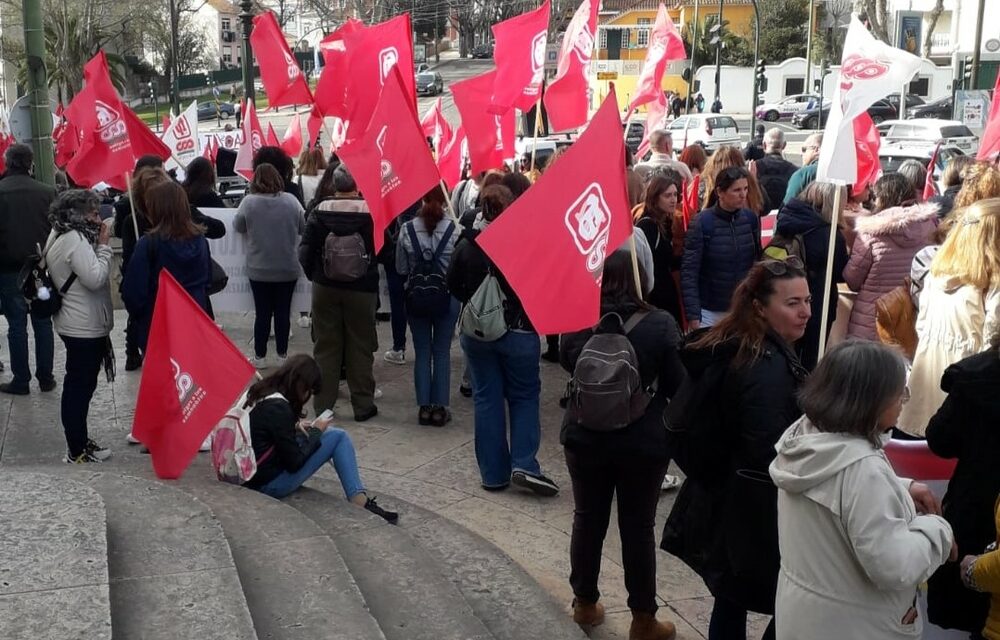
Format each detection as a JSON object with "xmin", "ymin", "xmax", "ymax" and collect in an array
[
  {"xmin": 191, "ymin": 0, "xmax": 244, "ymax": 71},
  {"xmin": 880, "ymin": 0, "xmax": 999, "ymax": 68}
]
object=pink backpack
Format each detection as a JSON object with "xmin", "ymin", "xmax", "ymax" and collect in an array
[{"xmin": 211, "ymin": 391, "xmax": 275, "ymax": 484}]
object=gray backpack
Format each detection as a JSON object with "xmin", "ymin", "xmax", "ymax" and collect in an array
[
  {"xmin": 566, "ymin": 312, "xmax": 651, "ymax": 432},
  {"xmin": 460, "ymin": 270, "xmax": 508, "ymax": 342},
  {"xmin": 323, "ymin": 232, "xmax": 370, "ymax": 282}
]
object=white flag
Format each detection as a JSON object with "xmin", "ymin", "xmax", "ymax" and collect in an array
[
  {"xmin": 162, "ymin": 101, "xmax": 200, "ymax": 171},
  {"xmin": 817, "ymin": 16, "xmax": 922, "ymax": 184}
]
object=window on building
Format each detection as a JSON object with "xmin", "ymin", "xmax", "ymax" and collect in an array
[
  {"xmin": 620, "ymin": 28, "xmax": 631, "ymax": 49},
  {"xmin": 223, "ymin": 51, "xmax": 232, "ymax": 64},
  {"xmin": 221, "ymin": 18, "xmax": 231, "ymax": 31},
  {"xmin": 599, "ymin": 28, "xmax": 607, "ymax": 50},
  {"xmin": 909, "ymin": 76, "xmax": 930, "ymax": 97},
  {"xmin": 785, "ymin": 77, "xmax": 805, "ymax": 95},
  {"xmin": 637, "ymin": 29, "xmax": 650, "ymax": 47}
]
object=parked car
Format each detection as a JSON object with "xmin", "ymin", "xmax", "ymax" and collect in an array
[
  {"xmin": 472, "ymin": 43, "xmax": 494, "ymax": 59},
  {"xmin": 196, "ymin": 102, "xmax": 236, "ymax": 121},
  {"xmin": 666, "ymin": 114, "xmax": 740, "ymax": 150},
  {"xmin": 755, "ymin": 93, "xmax": 824, "ymax": 122},
  {"xmin": 415, "ymin": 72, "xmax": 444, "ymax": 96},
  {"xmin": 791, "ymin": 99, "xmax": 897, "ymax": 129},
  {"xmin": 415, "ymin": 63, "xmax": 430, "ymax": 74},
  {"xmin": 908, "ymin": 95, "xmax": 954, "ymax": 120},
  {"xmin": 876, "ymin": 119, "xmax": 979, "ymax": 155},
  {"xmin": 879, "ymin": 143, "xmax": 966, "ymax": 194},
  {"xmin": 885, "ymin": 92, "xmax": 926, "ymax": 113}
]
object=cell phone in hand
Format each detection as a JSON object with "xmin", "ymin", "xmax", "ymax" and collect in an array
[{"xmin": 312, "ymin": 409, "xmax": 334, "ymax": 425}]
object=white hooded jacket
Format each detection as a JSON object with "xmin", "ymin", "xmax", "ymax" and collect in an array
[{"xmin": 769, "ymin": 416, "xmax": 953, "ymax": 640}]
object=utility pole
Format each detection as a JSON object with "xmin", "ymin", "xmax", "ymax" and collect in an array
[
  {"xmin": 686, "ymin": 0, "xmax": 700, "ymax": 114},
  {"xmin": 21, "ymin": 0, "xmax": 54, "ymax": 186},
  {"xmin": 750, "ymin": 0, "xmax": 761, "ymax": 137},
  {"xmin": 805, "ymin": 0, "xmax": 815, "ymax": 94},
  {"xmin": 712, "ymin": 0, "xmax": 723, "ymax": 104},
  {"xmin": 971, "ymin": 0, "xmax": 986, "ymax": 88},
  {"xmin": 169, "ymin": 0, "xmax": 181, "ymax": 116},
  {"xmin": 240, "ymin": 0, "xmax": 256, "ymax": 110}
]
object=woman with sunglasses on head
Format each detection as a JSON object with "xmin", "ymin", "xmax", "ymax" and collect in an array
[
  {"xmin": 681, "ymin": 166, "xmax": 762, "ymax": 331},
  {"xmin": 770, "ymin": 341, "xmax": 954, "ymax": 640},
  {"xmin": 664, "ymin": 259, "xmax": 810, "ymax": 640}
]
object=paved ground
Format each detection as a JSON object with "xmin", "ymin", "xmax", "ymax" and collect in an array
[{"xmin": 0, "ymin": 309, "xmax": 772, "ymax": 640}]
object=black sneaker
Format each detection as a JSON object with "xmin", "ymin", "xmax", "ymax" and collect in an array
[
  {"xmin": 364, "ymin": 497, "xmax": 399, "ymax": 524},
  {"xmin": 124, "ymin": 353, "xmax": 143, "ymax": 372},
  {"xmin": 354, "ymin": 405, "xmax": 378, "ymax": 422},
  {"xmin": 85, "ymin": 439, "xmax": 112, "ymax": 461},
  {"xmin": 64, "ymin": 451, "xmax": 103, "ymax": 464},
  {"xmin": 0, "ymin": 382, "xmax": 29, "ymax": 395},
  {"xmin": 541, "ymin": 349, "xmax": 560, "ymax": 363},
  {"xmin": 38, "ymin": 378, "xmax": 57, "ymax": 392},
  {"xmin": 511, "ymin": 471, "xmax": 559, "ymax": 497}
]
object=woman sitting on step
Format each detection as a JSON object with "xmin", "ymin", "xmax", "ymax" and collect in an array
[{"xmin": 241, "ymin": 354, "xmax": 398, "ymax": 524}]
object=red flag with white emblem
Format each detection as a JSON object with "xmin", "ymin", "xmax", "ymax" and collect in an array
[
  {"xmin": 234, "ymin": 99, "xmax": 264, "ymax": 180},
  {"xmin": 490, "ymin": 0, "xmax": 551, "ymax": 114},
  {"xmin": 476, "ymin": 90, "xmax": 633, "ymax": 334},
  {"xmin": 627, "ymin": 3, "xmax": 687, "ymax": 117},
  {"xmin": 343, "ymin": 15, "xmax": 416, "ymax": 140},
  {"xmin": 451, "ymin": 70, "xmax": 516, "ymax": 175},
  {"xmin": 336, "ymin": 67, "xmax": 441, "ymax": 254},
  {"xmin": 250, "ymin": 11, "xmax": 314, "ymax": 108},
  {"xmin": 543, "ymin": 0, "xmax": 598, "ymax": 132}
]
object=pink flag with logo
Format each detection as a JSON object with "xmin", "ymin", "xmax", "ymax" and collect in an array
[
  {"xmin": 234, "ymin": 99, "xmax": 264, "ymax": 180},
  {"xmin": 817, "ymin": 16, "xmax": 921, "ymax": 183},
  {"xmin": 627, "ymin": 3, "xmax": 687, "ymax": 116},
  {"xmin": 249, "ymin": 11, "xmax": 314, "ymax": 108},
  {"xmin": 343, "ymin": 15, "xmax": 416, "ymax": 140},
  {"xmin": 452, "ymin": 70, "xmax": 516, "ymax": 175},
  {"xmin": 543, "ymin": 0, "xmax": 598, "ymax": 132},
  {"xmin": 490, "ymin": 0, "xmax": 551, "ymax": 114},
  {"xmin": 476, "ymin": 90, "xmax": 633, "ymax": 334}
]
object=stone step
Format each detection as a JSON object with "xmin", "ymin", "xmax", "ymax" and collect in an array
[
  {"xmin": 0, "ymin": 471, "xmax": 112, "ymax": 640},
  {"xmin": 72, "ymin": 471, "xmax": 258, "ymax": 640},
  {"xmin": 176, "ymin": 478, "xmax": 387, "ymax": 640},
  {"xmin": 285, "ymin": 480, "xmax": 495, "ymax": 640}
]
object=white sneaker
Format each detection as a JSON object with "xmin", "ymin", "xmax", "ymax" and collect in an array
[
  {"xmin": 276, "ymin": 354, "xmax": 287, "ymax": 366},
  {"xmin": 661, "ymin": 474, "xmax": 681, "ymax": 491},
  {"xmin": 126, "ymin": 432, "xmax": 140, "ymax": 444},
  {"xmin": 297, "ymin": 315, "xmax": 312, "ymax": 329},
  {"xmin": 251, "ymin": 356, "xmax": 267, "ymax": 369},
  {"xmin": 384, "ymin": 350, "xmax": 405, "ymax": 365},
  {"xmin": 374, "ymin": 388, "xmax": 383, "ymax": 400}
]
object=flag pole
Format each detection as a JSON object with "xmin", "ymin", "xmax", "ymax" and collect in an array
[
  {"xmin": 816, "ymin": 183, "xmax": 843, "ymax": 361},
  {"xmin": 126, "ymin": 171, "xmax": 140, "ymax": 242},
  {"xmin": 628, "ymin": 233, "xmax": 644, "ymax": 300},
  {"xmin": 440, "ymin": 179, "xmax": 458, "ymax": 220},
  {"xmin": 529, "ymin": 100, "xmax": 543, "ymax": 173}
]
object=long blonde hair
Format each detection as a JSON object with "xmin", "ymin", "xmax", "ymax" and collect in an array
[
  {"xmin": 931, "ymin": 197, "xmax": 1000, "ymax": 290},
  {"xmin": 701, "ymin": 146, "xmax": 765, "ymax": 213}
]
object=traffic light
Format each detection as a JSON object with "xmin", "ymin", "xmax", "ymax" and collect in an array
[
  {"xmin": 963, "ymin": 55, "xmax": 974, "ymax": 89},
  {"xmin": 755, "ymin": 59, "xmax": 768, "ymax": 93},
  {"xmin": 146, "ymin": 81, "xmax": 154, "ymax": 101}
]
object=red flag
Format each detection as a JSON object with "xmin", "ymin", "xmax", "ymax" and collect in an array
[
  {"xmin": 543, "ymin": 0, "xmax": 598, "ymax": 132},
  {"xmin": 343, "ymin": 15, "xmax": 416, "ymax": 140},
  {"xmin": 337, "ymin": 67, "xmax": 441, "ymax": 255},
  {"xmin": 682, "ymin": 173, "xmax": 700, "ymax": 229},
  {"xmin": 281, "ymin": 115, "xmax": 303, "ymax": 158},
  {"xmin": 133, "ymin": 270, "xmax": 256, "ymax": 479},
  {"xmin": 853, "ymin": 112, "xmax": 881, "ymax": 197},
  {"xmin": 923, "ymin": 142, "xmax": 941, "ymax": 201},
  {"xmin": 161, "ymin": 114, "xmax": 171, "ymax": 132},
  {"xmin": 490, "ymin": 0, "xmax": 551, "ymax": 114},
  {"xmin": 314, "ymin": 19, "xmax": 363, "ymax": 119},
  {"xmin": 122, "ymin": 107, "xmax": 173, "ymax": 163},
  {"xmin": 452, "ymin": 70, "xmax": 516, "ymax": 175},
  {"xmin": 234, "ymin": 99, "xmax": 264, "ymax": 180},
  {"xmin": 437, "ymin": 126, "xmax": 466, "ymax": 190},
  {"xmin": 265, "ymin": 122, "xmax": 280, "ymax": 147},
  {"xmin": 636, "ymin": 93, "xmax": 669, "ymax": 159},
  {"xmin": 476, "ymin": 90, "xmax": 633, "ymax": 334},
  {"xmin": 977, "ymin": 72, "xmax": 1000, "ymax": 161},
  {"xmin": 250, "ymin": 11, "xmax": 314, "ymax": 108},
  {"xmin": 210, "ymin": 136, "xmax": 220, "ymax": 164},
  {"xmin": 420, "ymin": 97, "xmax": 453, "ymax": 154},
  {"xmin": 202, "ymin": 135, "xmax": 214, "ymax": 160},
  {"xmin": 306, "ymin": 106, "xmax": 324, "ymax": 147},
  {"xmin": 627, "ymin": 4, "xmax": 687, "ymax": 116}
]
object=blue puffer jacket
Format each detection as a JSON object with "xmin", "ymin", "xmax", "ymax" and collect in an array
[{"xmin": 681, "ymin": 206, "xmax": 761, "ymax": 321}]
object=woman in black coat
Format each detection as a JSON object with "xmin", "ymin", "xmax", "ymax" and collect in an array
[
  {"xmin": 926, "ymin": 347, "xmax": 1000, "ymax": 634},
  {"xmin": 634, "ymin": 171, "xmax": 683, "ymax": 323},
  {"xmin": 662, "ymin": 259, "xmax": 811, "ymax": 640},
  {"xmin": 559, "ymin": 250, "xmax": 686, "ymax": 638}
]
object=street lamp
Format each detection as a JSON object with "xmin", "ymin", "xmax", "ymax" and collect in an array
[
  {"xmin": 149, "ymin": 81, "xmax": 160, "ymax": 132},
  {"xmin": 239, "ymin": 0, "xmax": 256, "ymax": 108}
]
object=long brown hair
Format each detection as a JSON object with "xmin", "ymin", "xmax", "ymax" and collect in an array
[
  {"xmin": 250, "ymin": 163, "xmax": 285, "ymax": 195},
  {"xmin": 247, "ymin": 354, "xmax": 322, "ymax": 418},
  {"xmin": 419, "ymin": 185, "xmax": 447, "ymax": 232},
  {"xmin": 146, "ymin": 181, "xmax": 204, "ymax": 240},
  {"xmin": 679, "ymin": 144, "xmax": 707, "ymax": 174},
  {"xmin": 132, "ymin": 167, "xmax": 171, "ymax": 216},
  {"xmin": 701, "ymin": 146, "xmax": 765, "ymax": 213},
  {"xmin": 689, "ymin": 259, "xmax": 807, "ymax": 367},
  {"xmin": 641, "ymin": 172, "xmax": 682, "ymax": 238},
  {"xmin": 297, "ymin": 147, "xmax": 327, "ymax": 177}
]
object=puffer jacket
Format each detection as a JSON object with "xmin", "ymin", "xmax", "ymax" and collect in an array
[
  {"xmin": 298, "ymin": 196, "xmax": 379, "ymax": 293},
  {"xmin": 843, "ymin": 202, "xmax": 938, "ymax": 340},
  {"xmin": 680, "ymin": 205, "xmax": 761, "ymax": 322}
]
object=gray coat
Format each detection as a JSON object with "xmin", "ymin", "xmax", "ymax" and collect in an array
[{"xmin": 44, "ymin": 230, "xmax": 114, "ymax": 339}]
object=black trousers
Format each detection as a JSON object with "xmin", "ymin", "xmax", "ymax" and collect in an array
[
  {"xmin": 565, "ymin": 447, "xmax": 667, "ymax": 613},
  {"xmin": 249, "ymin": 279, "xmax": 296, "ymax": 358},
  {"xmin": 60, "ymin": 335, "xmax": 107, "ymax": 457}
]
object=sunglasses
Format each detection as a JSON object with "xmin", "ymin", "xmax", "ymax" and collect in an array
[{"xmin": 761, "ymin": 255, "xmax": 804, "ymax": 275}]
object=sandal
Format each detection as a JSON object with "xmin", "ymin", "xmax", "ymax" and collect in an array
[
  {"xmin": 430, "ymin": 406, "xmax": 451, "ymax": 427},
  {"xmin": 418, "ymin": 406, "xmax": 433, "ymax": 426}
]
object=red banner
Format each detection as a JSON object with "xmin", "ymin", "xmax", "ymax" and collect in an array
[
  {"xmin": 249, "ymin": 10, "xmax": 314, "ymax": 108},
  {"xmin": 490, "ymin": 0, "xmax": 551, "ymax": 114}
]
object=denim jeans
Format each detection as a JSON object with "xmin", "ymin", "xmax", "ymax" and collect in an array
[
  {"xmin": 408, "ymin": 298, "xmax": 459, "ymax": 407},
  {"xmin": 0, "ymin": 271, "xmax": 54, "ymax": 388},
  {"xmin": 249, "ymin": 279, "xmax": 296, "ymax": 358},
  {"xmin": 460, "ymin": 331, "xmax": 542, "ymax": 487},
  {"xmin": 258, "ymin": 428, "xmax": 366, "ymax": 500},
  {"xmin": 708, "ymin": 597, "xmax": 775, "ymax": 640},
  {"xmin": 384, "ymin": 264, "xmax": 408, "ymax": 352},
  {"xmin": 60, "ymin": 335, "xmax": 108, "ymax": 457}
]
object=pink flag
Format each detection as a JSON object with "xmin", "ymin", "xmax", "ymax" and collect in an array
[
  {"xmin": 476, "ymin": 90, "xmax": 633, "ymax": 334},
  {"xmin": 314, "ymin": 19, "xmax": 363, "ymax": 119},
  {"xmin": 543, "ymin": 0, "xmax": 598, "ymax": 132},
  {"xmin": 265, "ymin": 123, "xmax": 280, "ymax": 147},
  {"xmin": 490, "ymin": 0, "xmax": 551, "ymax": 114},
  {"xmin": 249, "ymin": 11, "xmax": 314, "ymax": 108},
  {"xmin": 234, "ymin": 99, "xmax": 264, "ymax": 180},
  {"xmin": 923, "ymin": 142, "xmax": 941, "ymax": 201},
  {"xmin": 977, "ymin": 72, "xmax": 1000, "ymax": 161},
  {"xmin": 627, "ymin": 4, "xmax": 686, "ymax": 116}
]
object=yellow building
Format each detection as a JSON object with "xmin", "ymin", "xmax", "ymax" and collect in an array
[{"xmin": 592, "ymin": 0, "xmax": 757, "ymax": 112}]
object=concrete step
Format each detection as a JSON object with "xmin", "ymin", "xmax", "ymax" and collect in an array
[
  {"xmin": 285, "ymin": 480, "xmax": 495, "ymax": 640},
  {"xmin": 0, "ymin": 471, "xmax": 112, "ymax": 640},
  {"xmin": 75, "ymin": 471, "xmax": 258, "ymax": 640},
  {"xmin": 176, "ymin": 479, "xmax": 386, "ymax": 640}
]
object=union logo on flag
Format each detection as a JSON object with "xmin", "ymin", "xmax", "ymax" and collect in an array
[
  {"xmin": 379, "ymin": 47, "xmax": 399, "ymax": 84},
  {"xmin": 565, "ymin": 183, "xmax": 612, "ymax": 276}
]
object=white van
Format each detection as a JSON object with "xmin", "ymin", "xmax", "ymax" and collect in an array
[{"xmin": 666, "ymin": 114, "xmax": 741, "ymax": 150}]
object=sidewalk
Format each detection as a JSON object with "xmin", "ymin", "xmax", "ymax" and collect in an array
[{"xmin": 0, "ymin": 311, "xmax": 771, "ymax": 639}]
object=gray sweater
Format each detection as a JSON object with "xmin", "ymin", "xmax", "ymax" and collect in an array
[{"xmin": 234, "ymin": 192, "xmax": 305, "ymax": 282}]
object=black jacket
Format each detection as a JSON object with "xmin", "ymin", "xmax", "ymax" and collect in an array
[
  {"xmin": 378, "ymin": 201, "xmax": 418, "ymax": 269},
  {"xmin": 189, "ymin": 190, "xmax": 227, "ymax": 210},
  {"xmin": 635, "ymin": 217, "xmax": 682, "ymax": 322},
  {"xmin": 925, "ymin": 350, "xmax": 1000, "ymax": 632},
  {"xmin": 559, "ymin": 305, "xmax": 685, "ymax": 459},
  {"xmin": 299, "ymin": 196, "xmax": 379, "ymax": 292},
  {"xmin": 680, "ymin": 206, "xmax": 761, "ymax": 321},
  {"xmin": 663, "ymin": 333, "xmax": 806, "ymax": 614},
  {"xmin": 774, "ymin": 198, "xmax": 849, "ymax": 370},
  {"xmin": 755, "ymin": 153, "xmax": 798, "ymax": 213},
  {"xmin": 0, "ymin": 173, "xmax": 55, "ymax": 272},
  {"xmin": 243, "ymin": 397, "xmax": 323, "ymax": 490},
  {"xmin": 114, "ymin": 196, "xmax": 225, "ymax": 271},
  {"xmin": 929, "ymin": 184, "xmax": 961, "ymax": 220},
  {"xmin": 447, "ymin": 228, "xmax": 534, "ymax": 333}
]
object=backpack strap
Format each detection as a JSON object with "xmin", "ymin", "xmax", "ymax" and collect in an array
[
  {"xmin": 623, "ymin": 310, "xmax": 650, "ymax": 335},
  {"xmin": 430, "ymin": 222, "xmax": 455, "ymax": 266},
  {"xmin": 59, "ymin": 272, "xmax": 77, "ymax": 295},
  {"xmin": 406, "ymin": 222, "xmax": 425, "ymax": 264}
]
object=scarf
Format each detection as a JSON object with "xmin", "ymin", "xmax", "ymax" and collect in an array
[{"xmin": 49, "ymin": 210, "xmax": 101, "ymax": 244}]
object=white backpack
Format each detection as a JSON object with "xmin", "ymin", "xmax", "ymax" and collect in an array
[{"xmin": 211, "ymin": 391, "xmax": 278, "ymax": 484}]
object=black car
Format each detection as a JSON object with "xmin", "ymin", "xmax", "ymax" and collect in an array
[
  {"xmin": 791, "ymin": 99, "xmax": 897, "ymax": 129},
  {"xmin": 909, "ymin": 96, "xmax": 953, "ymax": 120},
  {"xmin": 472, "ymin": 44, "xmax": 493, "ymax": 59},
  {"xmin": 885, "ymin": 92, "xmax": 926, "ymax": 112},
  {"xmin": 197, "ymin": 102, "xmax": 236, "ymax": 121},
  {"xmin": 415, "ymin": 72, "xmax": 444, "ymax": 96}
]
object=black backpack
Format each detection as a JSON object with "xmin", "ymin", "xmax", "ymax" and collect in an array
[
  {"xmin": 404, "ymin": 221, "xmax": 455, "ymax": 318},
  {"xmin": 17, "ymin": 241, "xmax": 76, "ymax": 319},
  {"xmin": 565, "ymin": 312, "xmax": 651, "ymax": 431}
]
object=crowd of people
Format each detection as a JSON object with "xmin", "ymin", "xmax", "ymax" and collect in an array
[{"xmin": 3, "ymin": 111, "xmax": 1000, "ymax": 639}]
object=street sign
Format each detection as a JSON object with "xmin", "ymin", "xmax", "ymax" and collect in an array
[
  {"xmin": 8, "ymin": 95, "xmax": 58, "ymax": 144},
  {"xmin": 955, "ymin": 90, "xmax": 991, "ymax": 134},
  {"xmin": 597, "ymin": 72, "xmax": 618, "ymax": 80}
]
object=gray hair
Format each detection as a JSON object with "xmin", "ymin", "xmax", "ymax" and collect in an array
[
  {"xmin": 763, "ymin": 128, "xmax": 785, "ymax": 152},
  {"xmin": 4, "ymin": 143, "xmax": 33, "ymax": 174},
  {"xmin": 650, "ymin": 129, "xmax": 672, "ymax": 153},
  {"xmin": 798, "ymin": 340, "xmax": 907, "ymax": 447},
  {"xmin": 804, "ymin": 132, "xmax": 824, "ymax": 149},
  {"xmin": 897, "ymin": 159, "xmax": 927, "ymax": 195},
  {"xmin": 333, "ymin": 164, "xmax": 357, "ymax": 193},
  {"xmin": 48, "ymin": 189, "xmax": 100, "ymax": 230}
]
